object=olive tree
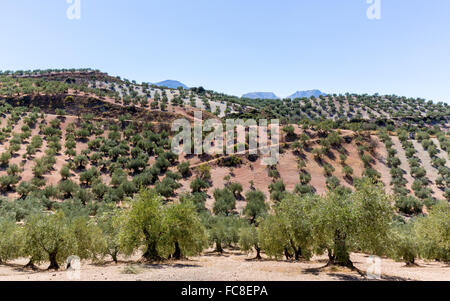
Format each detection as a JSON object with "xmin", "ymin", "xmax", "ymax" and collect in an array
[
  {"xmin": 243, "ymin": 190, "xmax": 268, "ymax": 224},
  {"xmin": 415, "ymin": 202, "xmax": 449, "ymax": 263},
  {"xmin": 24, "ymin": 212, "xmax": 75, "ymax": 270},
  {"xmin": 164, "ymin": 201, "xmax": 208, "ymax": 259},
  {"xmin": 24, "ymin": 211, "xmax": 104, "ymax": 270},
  {"xmin": 259, "ymin": 194, "xmax": 318, "ymax": 261},
  {"xmin": 119, "ymin": 189, "xmax": 207, "ymax": 261},
  {"xmin": 0, "ymin": 218, "xmax": 24, "ymax": 264},
  {"xmin": 238, "ymin": 224, "xmax": 262, "ymax": 259},
  {"xmin": 213, "ymin": 188, "xmax": 236, "ymax": 216},
  {"xmin": 118, "ymin": 189, "xmax": 168, "ymax": 261},
  {"xmin": 207, "ymin": 215, "xmax": 243, "ymax": 253},
  {"xmin": 312, "ymin": 179, "xmax": 394, "ymax": 267},
  {"xmin": 95, "ymin": 205, "xmax": 122, "ymax": 262},
  {"xmin": 390, "ymin": 220, "xmax": 420, "ymax": 266}
]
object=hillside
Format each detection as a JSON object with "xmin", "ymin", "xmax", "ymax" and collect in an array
[
  {"xmin": 0, "ymin": 69, "xmax": 448, "ymax": 202},
  {"xmin": 0, "ymin": 69, "xmax": 448, "ymax": 280}
]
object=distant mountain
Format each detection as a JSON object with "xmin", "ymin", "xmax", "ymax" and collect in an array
[
  {"xmin": 242, "ymin": 92, "xmax": 279, "ymax": 100},
  {"xmin": 288, "ymin": 90, "xmax": 326, "ymax": 99},
  {"xmin": 154, "ymin": 80, "xmax": 188, "ymax": 89}
]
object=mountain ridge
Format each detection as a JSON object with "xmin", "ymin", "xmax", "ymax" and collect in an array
[
  {"xmin": 242, "ymin": 92, "xmax": 279, "ymax": 100},
  {"xmin": 153, "ymin": 80, "xmax": 188, "ymax": 89},
  {"xmin": 288, "ymin": 89, "xmax": 326, "ymax": 99}
]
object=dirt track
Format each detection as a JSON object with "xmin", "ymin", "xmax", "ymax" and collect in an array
[{"xmin": 0, "ymin": 251, "xmax": 448, "ymax": 281}]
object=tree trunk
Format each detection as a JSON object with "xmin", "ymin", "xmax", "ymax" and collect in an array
[
  {"xmin": 25, "ymin": 259, "xmax": 38, "ymax": 270},
  {"xmin": 143, "ymin": 242, "xmax": 162, "ymax": 262},
  {"xmin": 216, "ymin": 241, "xmax": 223, "ymax": 254},
  {"xmin": 48, "ymin": 253, "xmax": 60, "ymax": 270},
  {"xmin": 284, "ymin": 248, "xmax": 292, "ymax": 260},
  {"xmin": 294, "ymin": 248, "xmax": 302, "ymax": 261},
  {"xmin": 111, "ymin": 251, "xmax": 118, "ymax": 264},
  {"xmin": 289, "ymin": 240, "xmax": 302, "ymax": 261},
  {"xmin": 173, "ymin": 241, "xmax": 182, "ymax": 260},
  {"xmin": 404, "ymin": 253, "xmax": 416, "ymax": 266},
  {"xmin": 327, "ymin": 248, "xmax": 334, "ymax": 262},
  {"xmin": 255, "ymin": 245, "xmax": 262, "ymax": 260},
  {"xmin": 330, "ymin": 230, "xmax": 352, "ymax": 267}
]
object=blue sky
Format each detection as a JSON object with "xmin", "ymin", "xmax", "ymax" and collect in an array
[{"xmin": 1, "ymin": 0, "xmax": 449, "ymax": 102}]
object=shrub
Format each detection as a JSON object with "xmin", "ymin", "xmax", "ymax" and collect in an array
[
  {"xmin": 299, "ymin": 171, "xmax": 311, "ymax": 185},
  {"xmin": 0, "ymin": 175, "xmax": 19, "ymax": 192},
  {"xmin": 73, "ymin": 155, "xmax": 89, "ymax": 170},
  {"xmin": 294, "ymin": 184, "xmax": 315, "ymax": 195},
  {"xmin": 60, "ymin": 165, "xmax": 72, "ymax": 180},
  {"xmin": 0, "ymin": 152, "xmax": 11, "ymax": 167},
  {"xmin": 228, "ymin": 182, "xmax": 243, "ymax": 198}
]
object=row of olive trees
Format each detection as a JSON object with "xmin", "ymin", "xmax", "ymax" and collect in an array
[
  {"xmin": 0, "ymin": 190, "xmax": 207, "ymax": 270},
  {"xmin": 0, "ymin": 181, "xmax": 448, "ymax": 270},
  {"xmin": 245, "ymin": 178, "xmax": 449, "ymax": 267}
]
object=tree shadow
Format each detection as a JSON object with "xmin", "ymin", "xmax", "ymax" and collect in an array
[
  {"xmin": 344, "ymin": 176, "xmax": 354, "ymax": 185},
  {"xmin": 325, "ymin": 151, "xmax": 336, "ymax": 161},
  {"xmin": 142, "ymin": 263, "xmax": 202, "ymax": 270},
  {"xmin": 303, "ymin": 264, "xmax": 412, "ymax": 281}
]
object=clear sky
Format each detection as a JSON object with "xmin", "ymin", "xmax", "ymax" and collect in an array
[{"xmin": 1, "ymin": 0, "xmax": 449, "ymax": 102}]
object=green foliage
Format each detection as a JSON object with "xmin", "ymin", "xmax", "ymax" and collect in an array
[
  {"xmin": 0, "ymin": 218, "xmax": 24, "ymax": 263},
  {"xmin": 312, "ymin": 178, "xmax": 394, "ymax": 266},
  {"xmin": 390, "ymin": 220, "xmax": 420, "ymax": 265},
  {"xmin": 190, "ymin": 177, "xmax": 209, "ymax": 193},
  {"xmin": 164, "ymin": 201, "xmax": 208, "ymax": 259},
  {"xmin": 269, "ymin": 180, "xmax": 286, "ymax": 202},
  {"xmin": 177, "ymin": 161, "xmax": 191, "ymax": 178},
  {"xmin": 258, "ymin": 214, "xmax": 289, "ymax": 260},
  {"xmin": 259, "ymin": 194, "xmax": 319, "ymax": 260},
  {"xmin": 207, "ymin": 215, "xmax": 243, "ymax": 253},
  {"xmin": 238, "ymin": 224, "xmax": 261, "ymax": 258},
  {"xmin": 118, "ymin": 189, "xmax": 207, "ymax": 261},
  {"xmin": 415, "ymin": 202, "xmax": 449, "ymax": 262},
  {"xmin": 243, "ymin": 190, "xmax": 268, "ymax": 223},
  {"xmin": 24, "ymin": 212, "xmax": 75, "ymax": 270},
  {"xmin": 395, "ymin": 195, "xmax": 423, "ymax": 215},
  {"xmin": 118, "ymin": 190, "xmax": 167, "ymax": 261},
  {"xmin": 213, "ymin": 188, "xmax": 236, "ymax": 216},
  {"xmin": 155, "ymin": 176, "xmax": 181, "ymax": 198}
]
